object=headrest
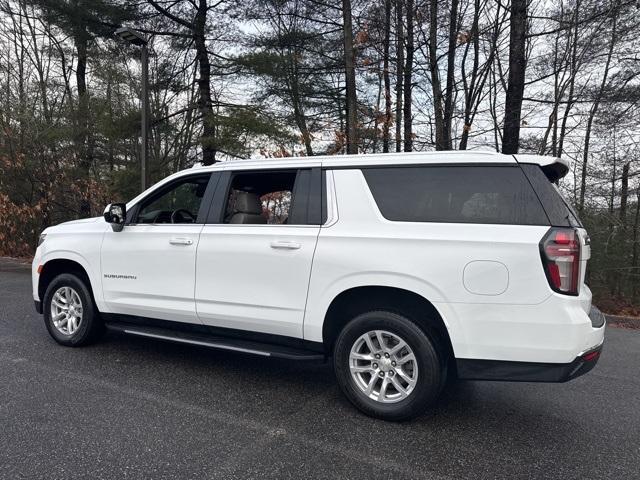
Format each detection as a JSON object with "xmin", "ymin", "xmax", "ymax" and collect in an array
[{"xmin": 234, "ymin": 191, "xmax": 262, "ymax": 215}]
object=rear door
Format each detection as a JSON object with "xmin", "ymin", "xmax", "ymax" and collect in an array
[{"xmin": 195, "ymin": 166, "xmax": 323, "ymax": 338}]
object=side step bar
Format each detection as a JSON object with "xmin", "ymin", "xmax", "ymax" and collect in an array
[{"xmin": 105, "ymin": 322, "xmax": 325, "ymax": 361}]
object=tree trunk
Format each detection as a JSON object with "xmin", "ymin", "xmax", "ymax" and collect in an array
[
  {"xmin": 289, "ymin": 46, "xmax": 313, "ymax": 156},
  {"xmin": 443, "ymin": 0, "xmax": 459, "ymax": 150},
  {"xmin": 74, "ymin": 28, "xmax": 92, "ymax": 216},
  {"xmin": 633, "ymin": 186, "xmax": 640, "ymax": 300},
  {"xmin": 502, "ymin": 0, "xmax": 527, "ymax": 154},
  {"xmin": 558, "ymin": 0, "xmax": 580, "ymax": 157},
  {"xmin": 429, "ymin": 0, "xmax": 445, "ymax": 150},
  {"xmin": 194, "ymin": 0, "xmax": 217, "ymax": 165},
  {"xmin": 539, "ymin": 24, "xmax": 562, "ymax": 156},
  {"xmin": 578, "ymin": 9, "xmax": 617, "ymax": 211},
  {"xmin": 403, "ymin": 0, "xmax": 414, "ymax": 152},
  {"xmin": 620, "ymin": 162, "xmax": 630, "ymax": 226},
  {"xmin": 382, "ymin": 0, "xmax": 391, "ymax": 153},
  {"xmin": 342, "ymin": 0, "xmax": 358, "ymax": 154},
  {"xmin": 459, "ymin": 0, "xmax": 480, "ymax": 150},
  {"xmin": 395, "ymin": 0, "xmax": 404, "ymax": 152}
]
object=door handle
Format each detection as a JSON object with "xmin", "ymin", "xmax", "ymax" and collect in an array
[
  {"xmin": 169, "ymin": 237, "xmax": 193, "ymax": 246},
  {"xmin": 270, "ymin": 241, "xmax": 301, "ymax": 250}
]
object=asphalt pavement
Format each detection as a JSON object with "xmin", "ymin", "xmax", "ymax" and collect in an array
[{"xmin": 1, "ymin": 264, "xmax": 639, "ymax": 479}]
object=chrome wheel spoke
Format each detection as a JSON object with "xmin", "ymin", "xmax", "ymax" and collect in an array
[
  {"xmin": 52, "ymin": 300, "xmax": 66, "ymax": 310},
  {"xmin": 395, "ymin": 367, "xmax": 417, "ymax": 387},
  {"xmin": 351, "ymin": 352, "xmax": 374, "ymax": 361},
  {"xmin": 378, "ymin": 377, "xmax": 389, "ymax": 400},
  {"xmin": 390, "ymin": 376, "xmax": 409, "ymax": 398},
  {"xmin": 363, "ymin": 333, "xmax": 377, "ymax": 354},
  {"xmin": 350, "ymin": 365, "xmax": 373, "ymax": 374},
  {"xmin": 364, "ymin": 374, "xmax": 378, "ymax": 395},
  {"xmin": 397, "ymin": 352, "xmax": 416, "ymax": 365},
  {"xmin": 389, "ymin": 339, "xmax": 407, "ymax": 356}
]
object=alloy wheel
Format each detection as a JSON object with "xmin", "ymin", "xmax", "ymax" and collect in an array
[
  {"xmin": 50, "ymin": 286, "xmax": 83, "ymax": 335},
  {"xmin": 348, "ymin": 330, "xmax": 418, "ymax": 403}
]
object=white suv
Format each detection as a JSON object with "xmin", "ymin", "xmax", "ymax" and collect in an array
[{"xmin": 32, "ymin": 151, "xmax": 605, "ymax": 420}]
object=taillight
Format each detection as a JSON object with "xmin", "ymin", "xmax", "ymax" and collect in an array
[{"xmin": 540, "ymin": 228, "xmax": 580, "ymax": 295}]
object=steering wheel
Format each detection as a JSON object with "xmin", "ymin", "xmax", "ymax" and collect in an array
[{"xmin": 171, "ymin": 209, "xmax": 195, "ymax": 224}]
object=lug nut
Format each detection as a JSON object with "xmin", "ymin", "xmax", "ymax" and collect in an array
[
  {"xmin": 389, "ymin": 370, "xmax": 395, "ymax": 377},
  {"xmin": 391, "ymin": 361, "xmax": 396, "ymax": 367},
  {"xmin": 372, "ymin": 363, "xmax": 378, "ymax": 369},
  {"xmin": 378, "ymin": 371, "xmax": 385, "ymax": 378},
  {"xmin": 375, "ymin": 354, "xmax": 381, "ymax": 359},
  {"xmin": 384, "ymin": 353, "xmax": 390, "ymax": 358}
]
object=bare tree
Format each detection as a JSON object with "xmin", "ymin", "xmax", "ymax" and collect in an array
[
  {"xmin": 342, "ymin": 0, "xmax": 358, "ymax": 154},
  {"xmin": 502, "ymin": 0, "xmax": 527, "ymax": 154},
  {"xmin": 395, "ymin": 0, "xmax": 404, "ymax": 152},
  {"xmin": 382, "ymin": 0, "xmax": 392, "ymax": 153},
  {"xmin": 578, "ymin": 5, "xmax": 618, "ymax": 211},
  {"xmin": 402, "ymin": 0, "xmax": 413, "ymax": 151}
]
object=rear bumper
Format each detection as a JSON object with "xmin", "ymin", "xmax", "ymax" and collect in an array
[{"xmin": 457, "ymin": 340, "xmax": 604, "ymax": 382}]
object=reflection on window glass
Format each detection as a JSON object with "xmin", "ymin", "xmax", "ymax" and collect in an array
[
  {"xmin": 137, "ymin": 176, "xmax": 209, "ymax": 224},
  {"xmin": 260, "ymin": 191, "xmax": 292, "ymax": 224},
  {"xmin": 224, "ymin": 170, "xmax": 297, "ymax": 225}
]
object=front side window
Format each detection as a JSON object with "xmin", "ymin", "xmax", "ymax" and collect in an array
[
  {"xmin": 362, "ymin": 165, "xmax": 549, "ymax": 225},
  {"xmin": 136, "ymin": 175, "xmax": 210, "ymax": 224}
]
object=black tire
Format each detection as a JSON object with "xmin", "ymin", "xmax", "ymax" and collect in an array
[
  {"xmin": 333, "ymin": 310, "xmax": 443, "ymax": 421},
  {"xmin": 43, "ymin": 273, "xmax": 104, "ymax": 347}
]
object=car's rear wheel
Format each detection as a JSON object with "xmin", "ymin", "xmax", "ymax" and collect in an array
[
  {"xmin": 334, "ymin": 310, "xmax": 443, "ymax": 421},
  {"xmin": 43, "ymin": 273, "xmax": 103, "ymax": 346}
]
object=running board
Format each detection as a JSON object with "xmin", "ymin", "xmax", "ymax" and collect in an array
[{"xmin": 105, "ymin": 322, "xmax": 325, "ymax": 361}]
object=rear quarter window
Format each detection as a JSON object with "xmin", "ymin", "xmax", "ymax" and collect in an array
[
  {"xmin": 362, "ymin": 165, "xmax": 550, "ymax": 225},
  {"xmin": 519, "ymin": 164, "xmax": 582, "ymax": 227}
]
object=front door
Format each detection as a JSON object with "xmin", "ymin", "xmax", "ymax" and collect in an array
[
  {"xmin": 195, "ymin": 167, "xmax": 322, "ymax": 338},
  {"xmin": 101, "ymin": 173, "xmax": 214, "ymax": 324}
]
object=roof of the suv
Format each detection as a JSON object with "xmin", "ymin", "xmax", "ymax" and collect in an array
[
  {"xmin": 190, "ymin": 150, "xmax": 566, "ymax": 171},
  {"xmin": 192, "ymin": 151, "xmax": 509, "ymax": 170}
]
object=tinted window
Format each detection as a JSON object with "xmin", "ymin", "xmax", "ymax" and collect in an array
[
  {"xmin": 520, "ymin": 164, "xmax": 582, "ymax": 227},
  {"xmin": 362, "ymin": 166, "xmax": 549, "ymax": 225},
  {"xmin": 220, "ymin": 169, "xmax": 319, "ymax": 225},
  {"xmin": 136, "ymin": 175, "xmax": 210, "ymax": 224}
]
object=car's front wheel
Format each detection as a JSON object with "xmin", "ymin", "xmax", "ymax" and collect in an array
[
  {"xmin": 43, "ymin": 273, "xmax": 103, "ymax": 346},
  {"xmin": 333, "ymin": 310, "xmax": 443, "ymax": 421}
]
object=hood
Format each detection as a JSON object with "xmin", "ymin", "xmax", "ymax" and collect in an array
[
  {"xmin": 42, "ymin": 216, "xmax": 103, "ymax": 234},
  {"xmin": 58, "ymin": 216, "xmax": 102, "ymax": 226}
]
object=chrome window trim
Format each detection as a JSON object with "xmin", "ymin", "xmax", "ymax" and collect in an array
[{"xmin": 323, "ymin": 169, "xmax": 338, "ymax": 227}]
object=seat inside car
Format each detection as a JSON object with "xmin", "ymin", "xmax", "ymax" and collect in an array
[{"xmin": 229, "ymin": 191, "xmax": 266, "ymax": 224}]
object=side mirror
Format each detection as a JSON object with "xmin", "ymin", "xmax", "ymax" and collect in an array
[{"xmin": 104, "ymin": 203, "xmax": 127, "ymax": 232}]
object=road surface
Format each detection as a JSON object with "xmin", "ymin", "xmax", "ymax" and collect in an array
[{"xmin": 1, "ymin": 264, "xmax": 638, "ymax": 479}]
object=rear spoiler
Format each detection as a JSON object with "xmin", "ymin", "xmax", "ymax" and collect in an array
[{"xmin": 513, "ymin": 155, "xmax": 569, "ymax": 182}]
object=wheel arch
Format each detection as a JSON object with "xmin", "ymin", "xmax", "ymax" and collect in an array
[
  {"xmin": 38, "ymin": 258, "xmax": 96, "ymax": 306},
  {"xmin": 321, "ymin": 285, "xmax": 455, "ymax": 364}
]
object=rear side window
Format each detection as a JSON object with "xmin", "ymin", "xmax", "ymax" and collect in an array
[
  {"xmin": 519, "ymin": 164, "xmax": 582, "ymax": 227},
  {"xmin": 362, "ymin": 165, "xmax": 549, "ymax": 225}
]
